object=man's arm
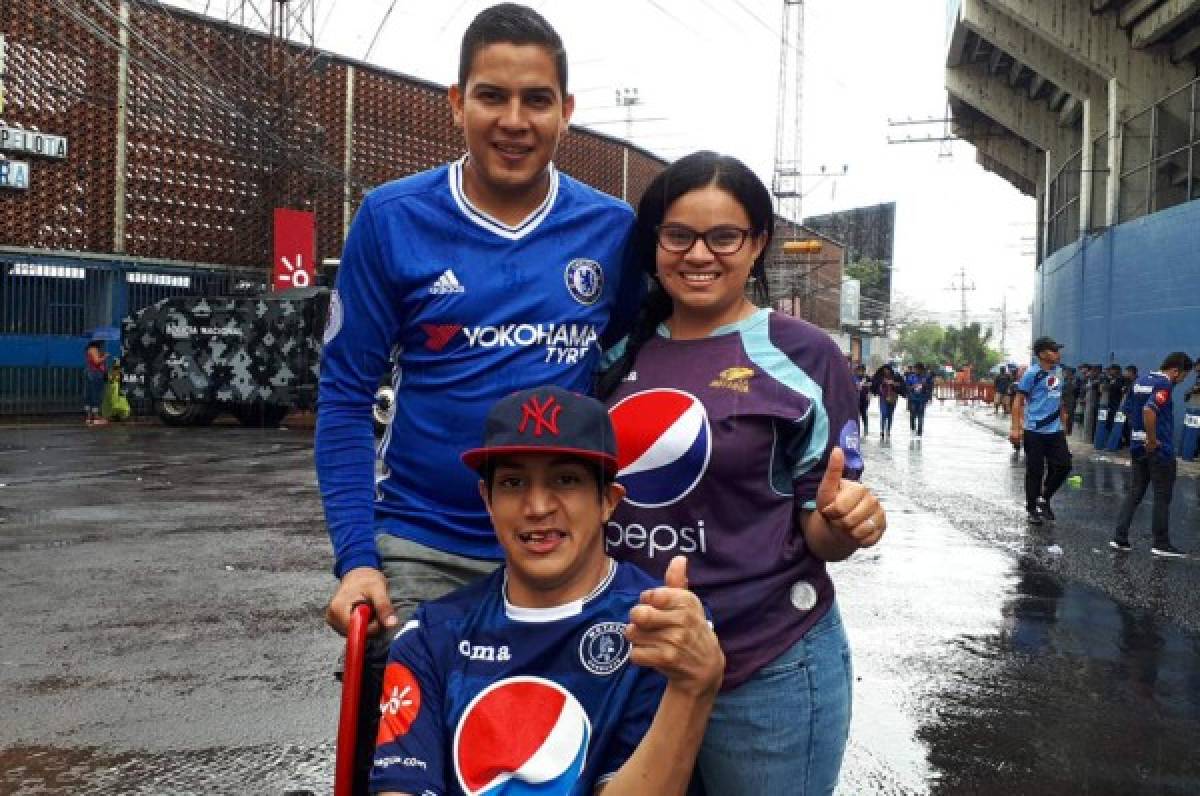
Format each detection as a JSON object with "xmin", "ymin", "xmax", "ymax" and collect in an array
[
  {"xmin": 600, "ymin": 557, "xmax": 724, "ymax": 796},
  {"xmin": 1010, "ymin": 392, "xmax": 1026, "ymax": 444},
  {"xmin": 316, "ymin": 197, "xmax": 404, "ymax": 636},
  {"xmin": 1143, "ymin": 405, "xmax": 1159, "ymax": 452}
]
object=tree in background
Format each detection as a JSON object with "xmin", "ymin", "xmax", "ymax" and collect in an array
[
  {"xmin": 896, "ymin": 320, "xmax": 1003, "ymax": 376},
  {"xmin": 844, "ymin": 258, "xmax": 888, "ymax": 295},
  {"xmin": 940, "ymin": 322, "xmax": 1003, "ymax": 376},
  {"xmin": 896, "ymin": 322, "xmax": 945, "ymax": 366}
]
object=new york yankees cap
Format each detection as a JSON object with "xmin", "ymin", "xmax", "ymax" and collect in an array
[{"xmin": 461, "ymin": 385, "xmax": 619, "ymax": 476}]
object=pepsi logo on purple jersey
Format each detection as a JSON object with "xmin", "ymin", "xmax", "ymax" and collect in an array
[
  {"xmin": 454, "ymin": 676, "xmax": 591, "ymax": 795},
  {"xmin": 609, "ymin": 389, "xmax": 711, "ymax": 508}
]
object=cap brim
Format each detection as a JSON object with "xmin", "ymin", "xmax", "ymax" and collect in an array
[{"xmin": 462, "ymin": 445, "xmax": 619, "ymax": 476}]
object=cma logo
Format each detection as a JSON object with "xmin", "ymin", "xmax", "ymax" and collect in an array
[{"xmin": 459, "ymin": 639, "xmax": 512, "ymax": 662}]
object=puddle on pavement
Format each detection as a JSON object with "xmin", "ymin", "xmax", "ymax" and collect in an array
[
  {"xmin": 0, "ymin": 743, "xmax": 332, "ymax": 794},
  {"xmin": 918, "ymin": 559, "xmax": 1200, "ymax": 794}
]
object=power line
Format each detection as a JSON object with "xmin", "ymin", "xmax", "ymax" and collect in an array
[{"xmin": 364, "ymin": 0, "xmax": 399, "ymax": 61}]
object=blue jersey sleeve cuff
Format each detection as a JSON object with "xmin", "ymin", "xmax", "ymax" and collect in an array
[{"xmin": 335, "ymin": 549, "xmax": 383, "ymax": 579}]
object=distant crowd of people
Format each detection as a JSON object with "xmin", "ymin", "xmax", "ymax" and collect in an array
[
  {"xmin": 1007, "ymin": 336, "xmax": 1197, "ymax": 557},
  {"xmin": 851, "ymin": 361, "xmax": 937, "ymax": 440}
]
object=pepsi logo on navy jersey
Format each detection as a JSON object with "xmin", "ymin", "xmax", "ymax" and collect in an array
[
  {"xmin": 564, "ymin": 258, "xmax": 604, "ymax": 306},
  {"xmin": 609, "ymin": 389, "xmax": 711, "ymax": 508},
  {"xmin": 454, "ymin": 676, "xmax": 591, "ymax": 795}
]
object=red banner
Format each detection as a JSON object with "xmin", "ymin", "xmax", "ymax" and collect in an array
[{"xmin": 273, "ymin": 208, "xmax": 316, "ymax": 290}]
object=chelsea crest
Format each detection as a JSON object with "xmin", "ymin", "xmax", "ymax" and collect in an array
[{"xmin": 565, "ymin": 258, "xmax": 604, "ymax": 306}]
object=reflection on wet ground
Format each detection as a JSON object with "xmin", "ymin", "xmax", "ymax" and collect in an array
[
  {"xmin": 837, "ymin": 404, "xmax": 1200, "ymax": 795},
  {"xmin": 1, "ymin": 409, "xmax": 1198, "ymax": 793}
]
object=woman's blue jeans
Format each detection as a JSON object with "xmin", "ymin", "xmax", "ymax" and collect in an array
[{"xmin": 694, "ymin": 602, "xmax": 853, "ymax": 795}]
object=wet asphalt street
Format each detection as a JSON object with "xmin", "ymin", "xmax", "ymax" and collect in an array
[{"xmin": 1, "ymin": 404, "xmax": 1199, "ymax": 795}]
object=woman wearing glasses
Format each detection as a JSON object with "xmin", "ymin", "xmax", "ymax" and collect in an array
[{"xmin": 598, "ymin": 151, "xmax": 885, "ymax": 794}]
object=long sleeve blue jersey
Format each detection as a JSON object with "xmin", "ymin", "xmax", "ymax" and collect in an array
[{"xmin": 316, "ymin": 159, "xmax": 639, "ymax": 575}]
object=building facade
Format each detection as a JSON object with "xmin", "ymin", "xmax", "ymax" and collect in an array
[
  {"xmin": 0, "ymin": 1, "xmax": 666, "ymax": 412},
  {"xmin": 944, "ymin": 0, "xmax": 1200, "ymax": 377}
]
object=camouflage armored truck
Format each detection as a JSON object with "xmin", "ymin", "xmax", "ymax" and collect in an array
[{"xmin": 121, "ymin": 287, "xmax": 330, "ymax": 427}]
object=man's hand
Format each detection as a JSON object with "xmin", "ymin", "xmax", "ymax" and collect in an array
[
  {"xmin": 815, "ymin": 447, "xmax": 885, "ymax": 548},
  {"xmin": 625, "ymin": 556, "xmax": 724, "ymax": 697},
  {"xmin": 325, "ymin": 566, "xmax": 397, "ymax": 637}
]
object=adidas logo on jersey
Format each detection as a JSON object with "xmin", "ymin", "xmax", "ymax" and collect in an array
[{"xmin": 428, "ymin": 269, "xmax": 465, "ymax": 295}]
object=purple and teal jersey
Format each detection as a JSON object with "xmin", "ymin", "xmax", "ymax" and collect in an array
[
  {"xmin": 316, "ymin": 158, "xmax": 639, "ymax": 575},
  {"xmin": 370, "ymin": 560, "xmax": 665, "ymax": 796},
  {"xmin": 1016, "ymin": 364, "xmax": 1064, "ymax": 434},
  {"xmin": 1128, "ymin": 371, "xmax": 1176, "ymax": 458},
  {"xmin": 603, "ymin": 309, "xmax": 863, "ymax": 689}
]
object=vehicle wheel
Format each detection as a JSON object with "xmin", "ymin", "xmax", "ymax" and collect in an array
[
  {"xmin": 233, "ymin": 402, "xmax": 290, "ymax": 428},
  {"xmin": 157, "ymin": 399, "xmax": 210, "ymax": 427}
]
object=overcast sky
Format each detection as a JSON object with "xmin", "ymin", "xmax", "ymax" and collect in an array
[{"xmin": 165, "ymin": 0, "xmax": 1036, "ymax": 358}]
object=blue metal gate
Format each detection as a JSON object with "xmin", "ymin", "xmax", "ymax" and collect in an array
[{"xmin": 0, "ymin": 251, "xmax": 263, "ymax": 415}]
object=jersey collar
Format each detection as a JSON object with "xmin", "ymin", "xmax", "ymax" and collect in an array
[
  {"xmin": 503, "ymin": 558, "xmax": 618, "ymax": 623},
  {"xmin": 448, "ymin": 155, "xmax": 559, "ymax": 241}
]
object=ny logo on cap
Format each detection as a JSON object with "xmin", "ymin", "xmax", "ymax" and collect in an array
[{"xmin": 519, "ymin": 395, "xmax": 561, "ymax": 437}]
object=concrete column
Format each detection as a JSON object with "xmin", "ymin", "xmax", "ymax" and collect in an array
[
  {"xmin": 1106, "ymin": 77, "xmax": 1129, "ymax": 226},
  {"xmin": 112, "ymin": 0, "xmax": 130, "ymax": 254},
  {"xmin": 342, "ymin": 64, "xmax": 355, "ymax": 246}
]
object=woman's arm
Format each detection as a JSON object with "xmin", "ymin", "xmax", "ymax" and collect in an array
[{"xmin": 798, "ymin": 448, "xmax": 885, "ymax": 562}]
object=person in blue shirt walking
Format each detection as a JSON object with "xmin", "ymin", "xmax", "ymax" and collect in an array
[
  {"xmin": 1009, "ymin": 337, "xmax": 1071, "ymax": 524},
  {"xmin": 1110, "ymin": 352, "xmax": 1194, "ymax": 557},
  {"xmin": 907, "ymin": 362, "xmax": 933, "ymax": 437}
]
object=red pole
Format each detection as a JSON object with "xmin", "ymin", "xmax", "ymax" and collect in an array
[{"xmin": 335, "ymin": 603, "xmax": 373, "ymax": 796}]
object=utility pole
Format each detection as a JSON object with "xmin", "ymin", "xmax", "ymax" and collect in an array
[
  {"xmin": 771, "ymin": 0, "xmax": 805, "ymax": 222},
  {"xmin": 946, "ymin": 266, "xmax": 976, "ymax": 328},
  {"xmin": 992, "ymin": 294, "xmax": 1009, "ymax": 353}
]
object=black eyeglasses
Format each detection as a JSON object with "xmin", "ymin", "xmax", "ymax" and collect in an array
[{"xmin": 655, "ymin": 224, "xmax": 753, "ymax": 255}]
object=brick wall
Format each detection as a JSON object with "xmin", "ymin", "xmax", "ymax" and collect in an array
[{"xmin": 1, "ymin": 0, "xmax": 665, "ymax": 270}]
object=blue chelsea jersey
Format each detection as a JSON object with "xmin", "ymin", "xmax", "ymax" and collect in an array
[
  {"xmin": 316, "ymin": 159, "xmax": 641, "ymax": 574},
  {"xmin": 370, "ymin": 560, "xmax": 666, "ymax": 796},
  {"xmin": 1017, "ymin": 364, "xmax": 1063, "ymax": 434}
]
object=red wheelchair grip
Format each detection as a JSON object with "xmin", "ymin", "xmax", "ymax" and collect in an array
[{"xmin": 335, "ymin": 602, "xmax": 373, "ymax": 796}]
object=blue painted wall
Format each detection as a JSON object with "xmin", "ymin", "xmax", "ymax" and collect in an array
[{"xmin": 1036, "ymin": 198, "xmax": 1200, "ymax": 448}]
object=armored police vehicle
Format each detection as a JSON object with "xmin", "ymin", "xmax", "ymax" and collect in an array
[{"xmin": 121, "ymin": 286, "xmax": 330, "ymax": 427}]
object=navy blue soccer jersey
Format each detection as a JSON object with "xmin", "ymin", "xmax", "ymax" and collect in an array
[
  {"xmin": 603, "ymin": 309, "xmax": 863, "ymax": 690},
  {"xmin": 316, "ymin": 158, "xmax": 640, "ymax": 574},
  {"xmin": 1016, "ymin": 364, "xmax": 1064, "ymax": 433},
  {"xmin": 1128, "ymin": 371, "xmax": 1176, "ymax": 458},
  {"xmin": 370, "ymin": 560, "xmax": 666, "ymax": 796}
]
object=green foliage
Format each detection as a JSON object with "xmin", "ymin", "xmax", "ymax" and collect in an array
[
  {"xmin": 844, "ymin": 258, "xmax": 887, "ymax": 293},
  {"xmin": 896, "ymin": 322, "xmax": 945, "ymax": 366},
  {"xmin": 897, "ymin": 320, "xmax": 1003, "ymax": 375}
]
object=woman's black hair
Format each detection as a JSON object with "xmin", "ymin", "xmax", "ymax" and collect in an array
[{"xmin": 596, "ymin": 151, "xmax": 775, "ymax": 399}]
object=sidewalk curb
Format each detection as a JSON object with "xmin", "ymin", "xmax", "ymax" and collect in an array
[{"xmin": 961, "ymin": 406, "xmax": 1200, "ymax": 478}]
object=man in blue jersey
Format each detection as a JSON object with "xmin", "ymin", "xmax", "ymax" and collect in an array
[
  {"xmin": 1111, "ymin": 352, "xmax": 1194, "ymax": 557},
  {"xmin": 907, "ymin": 362, "xmax": 933, "ymax": 437},
  {"xmin": 316, "ymin": 5, "xmax": 642, "ymax": 789},
  {"xmin": 1010, "ymin": 337, "xmax": 1071, "ymax": 525},
  {"xmin": 371, "ymin": 386, "xmax": 723, "ymax": 795}
]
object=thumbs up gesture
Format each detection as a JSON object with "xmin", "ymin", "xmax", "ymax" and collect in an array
[
  {"xmin": 812, "ymin": 447, "xmax": 886, "ymax": 550},
  {"xmin": 626, "ymin": 556, "xmax": 724, "ymax": 697}
]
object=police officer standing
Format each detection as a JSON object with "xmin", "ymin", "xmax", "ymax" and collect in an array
[
  {"xmin": 1010, "ymin": 337, "xmax": 1072, "ymax": 524},
  {"xmin": 1111, "ymin": 352, "xmax": 1194, "ymax": 556}
]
